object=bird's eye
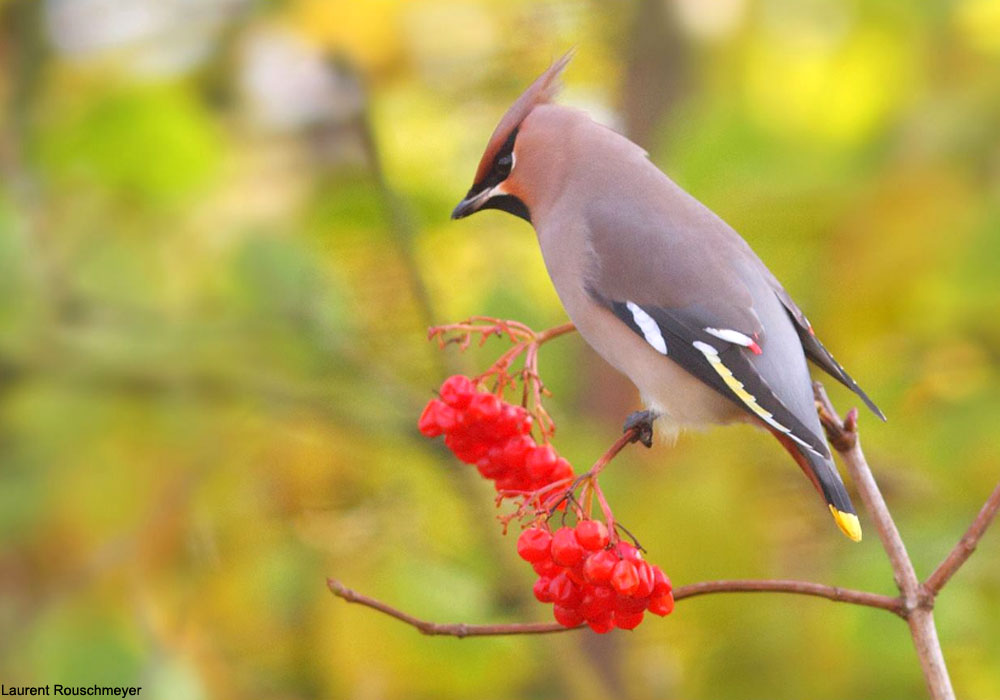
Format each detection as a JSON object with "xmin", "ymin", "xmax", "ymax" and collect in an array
[{"xmin": 495, "ymin": 153, "xmax": 513, "ymax": 175}]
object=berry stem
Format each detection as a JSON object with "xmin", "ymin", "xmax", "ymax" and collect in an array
[
  {"xmin": 429, "ymin": 319, "xmax": 576, "ymax": 441},
  {"xmin": 586, "ymin": 428, "xmax": 638, "ymax": 480},
  {"xmin": 534, "ymin": 322, "xmax": 576, "ymax": 345}
]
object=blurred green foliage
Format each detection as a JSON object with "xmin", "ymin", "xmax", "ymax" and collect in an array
[{"xmin": 1, "ymin": 1, "xmax": 998, "ymax": 698}]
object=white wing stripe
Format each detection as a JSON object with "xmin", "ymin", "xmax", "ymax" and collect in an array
[
  {"xmin": 705, "ymin": 327, "xmax": 755, "ymax": 347},
  {"xmin": 626, "ymin": 301, "xmax": 668, "ymax": 355}
]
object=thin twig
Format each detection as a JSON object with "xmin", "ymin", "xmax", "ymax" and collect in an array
[
  {"xmin": 588, "ymin": 428, "xmax": 638, "ymax": 478},
  {"xmin": 549, "ymin": 427, "xmax": 639, "ymax": 525},
  {"xmin": 672, "ymin": 579, "xmax": 904, "ymax": 615},
  {"xmin": 535, "ymin": 322, "xmax": 576, "ymax": 344},
  {"xmin": 923, "ymin": 480, "xmax": 1000, "ymax": 596},
  {"xmin": 327, "ymin": 579, "xmax": 571, "ymax": 637},
  {"xmin": 327, "ymin": 577, "xmax": 904, "ymax": 639}
]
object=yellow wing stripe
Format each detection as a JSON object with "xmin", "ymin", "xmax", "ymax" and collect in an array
[{"xmin": 692, "ymin": 341, "xmax": 818, "ymax": 455}]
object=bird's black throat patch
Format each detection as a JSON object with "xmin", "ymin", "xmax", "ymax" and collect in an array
[{"xmin": 480, "ymin": 194, "xmax": 531, "ymax": 222}]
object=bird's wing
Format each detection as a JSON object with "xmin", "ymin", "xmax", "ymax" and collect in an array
[
  {"xmin": 583, "ymin": 200, "xmax": 831, "ymax": 459},
  {"xmin": 592, "ymin": 293, "xmax": 831, "ymax": 459},
  {"xmin": 765, "ymin": 279, "xmax": 886, "ymax": 421}
]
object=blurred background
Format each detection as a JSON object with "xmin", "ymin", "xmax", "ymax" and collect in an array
[{"xmin": 1, "ymin": 0, "xmax": 998, "ymax": 698}]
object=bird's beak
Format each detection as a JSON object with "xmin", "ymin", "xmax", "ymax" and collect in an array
[{"xmin": 451, "ymin": 187, "xmax": 494, "ymax": 220}]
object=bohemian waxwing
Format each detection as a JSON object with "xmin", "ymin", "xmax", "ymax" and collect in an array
[{"xmin": 451, "ymin": 52, "xmax": 884, "ymax": 542}]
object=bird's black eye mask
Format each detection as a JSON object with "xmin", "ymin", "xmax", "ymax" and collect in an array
[
  {"xmin": 473, "ymin": 128, "xmax": 518, "ymax": 193},
  {"xmin": 464, "ymin": 128, "xmax": 531, "ymax": 222}
]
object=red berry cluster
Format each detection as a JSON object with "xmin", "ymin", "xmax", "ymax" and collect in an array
[
  {"xmin": 517, "ymin": 521, "xmax": 674, "ymax": 633},
  {"xmin": 418, "ymin": 375, "xmax": 574, "ymax": 499},
  {"xmin": 419, "ymin": 374, "xmax": 675, "ymax": 632}
]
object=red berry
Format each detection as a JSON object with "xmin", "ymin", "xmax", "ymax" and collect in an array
[
  {"xmin": 548, "ymin": 573, "xmax": 582, "ymax": 607},
  {"xmin": 587, "ymin": 614, "xmax": 615, "ymax": 634},
  {"xmin": 494, "ymin": 473, "xmax": 522, "ymax": 492},
  {"xmin": 501, "ymin": 435, "xmax": 536, "ymax": 467},
  {"xmin": 486, "ymin": 443, "xmax": 506, "ymax": 461},
  {"xmin": 494, "ymin": 404, "xmax": 525, "ymax": 437},
  {"xmin": 467, "ymin": 392, "xmax": 502, "ymax": 423},
  {"xmin": 648, "ymin": 591, "xmax": 674, "ymax": 617},
  {"xmin": 574, "ymin": 520, "xmax": 609, "ymax": 550},
  {"xmin": 583, "ymin": 550, "xmax": 618, "ymax": 583},
  {"xmin": 476, "ymin": 456, "xmax": 504, "ymax": 479},
  {"xmin": 532, "ymin": 559, "xmax": 560, "ymax": 578},
  {"xmin": 448, "ymin": 433, "xmax": 473, "ymax": 452},
  {"xmin": 550, "ymin": 527, "xmax": 585, "ymax": 567},
  {"xmin": 616, "ymin": 541, "xmax": 642, "ymax": 563},
  {"xmin": 613, "ymin": 593, "xmax": 649, "ymax": 616},
  {"xmin": 652, "ymin": 566, "xmax": 672, "ymax": 595},
  {"xmin": 432, "ymin": 403, "xmax": 459, "ymax": 433},
  {"xmin": 444, "ymin": 433, "xmax": 484, "ymax": 464},
  {"xmin": 611, "ymin": 560, "xmax": 639, "ymax": 595},
  {"xmin": 461, "ymin": 420, "xmax": 489, "ymax": 444},
  {"xmin": 439, "ymin": 375, "xmax": 475, "ymax": 408},
  {"xmin": 550, "ymin": 457, "xmax": 574, "ymax": 483},
  {"xmin": 533, "ymin": 577, "xmax": 553, "ymax": 603},
  {"xmin": 553, "ymin": 605, "xmax": 583, "ymax": 628},
  {"xmin": 417, "ymin": 400, "xmax": 446, "ymax": 437},
  {"xmin": 511, "ymin": 406, "xmax": 533, "ymax": 434},
  {"xmin": 633, "ymin": 561, "xmax": 655, "ymax": 598},
  {"xmin": 579, "ymin": 585, "xmax": 614, "ymax": 620},
  {"xmin": 565, "ymin": 564, "xmax": 587, "ymax": 586},
  {"xmin": 525, "ymin": 445, "xmax": 558, "ymax": 481},
  {"xmin": 517, "ymin": 528, "xmax": 552, "ymax": 563},
  {"xmin": 613, "ymin": 610, "xmax": 644, "ymax": 630}
]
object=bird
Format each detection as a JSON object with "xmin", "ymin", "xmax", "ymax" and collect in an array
[{"xmin": 450, "ymin": 52, "xmax": 885, "ymax": 542}]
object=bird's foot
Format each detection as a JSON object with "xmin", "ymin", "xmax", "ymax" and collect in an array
[{"xmin": 623, "ymin": 410, "xmax": 658, "ymax": 448}]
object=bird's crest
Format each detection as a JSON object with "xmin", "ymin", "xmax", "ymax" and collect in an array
[{"xmin": 472, "ymin": 50, "xmax": 574, "ymax": 185}]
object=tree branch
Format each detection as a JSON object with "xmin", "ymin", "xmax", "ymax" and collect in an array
[
  {"xmin": 673, "ymin": 579, "xmax": 903, "ymax": 615},
  {"xmin": 327, "ymin": 578, "xmax": 572, "ymax": 637},
  {"xmin": 327, "ymin": 577, "xmax": 904, "ymax": 638},
  {"xmin": 815, "ymin": 385, "xmax": 922, "ymax": 607},
  {"xmin": 814, "ymin": 383, "xmax": 955, "ymax": 700},
  {"xmin": 923, "ymin": 480, "xmax": 1000, "ymax": 596}
]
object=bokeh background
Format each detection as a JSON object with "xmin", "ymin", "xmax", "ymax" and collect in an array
[{"xmin": 1, "ymin": 0, "xmax": 999, "ymax": 698}]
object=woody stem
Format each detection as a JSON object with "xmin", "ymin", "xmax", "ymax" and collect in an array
[{"xmin": 815, "ymin": 383, "xmax": 954, "ymax": 700}]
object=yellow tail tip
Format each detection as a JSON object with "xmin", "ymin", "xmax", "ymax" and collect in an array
[{"xmin": 829, "ymin": 506, "xmax": 862, "ymax": 542}]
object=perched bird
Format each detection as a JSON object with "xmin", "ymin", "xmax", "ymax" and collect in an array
[{"xmin": 451, "ymin": 53, "xmax": 884, "ymax": 541}]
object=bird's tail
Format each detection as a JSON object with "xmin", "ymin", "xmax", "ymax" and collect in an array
[{"xmin": 771, "ymin": 431, "xmax": 862, "ymax": 542}]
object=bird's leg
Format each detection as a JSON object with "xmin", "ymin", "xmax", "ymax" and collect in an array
[{"xmin": 623, "ymin": 409, "xmax": 659, "ymax": 448}]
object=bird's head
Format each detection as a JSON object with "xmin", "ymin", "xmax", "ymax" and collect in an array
[{"xmin": 451, "ymin": 51, "xmax": 576, "ymax": 225}]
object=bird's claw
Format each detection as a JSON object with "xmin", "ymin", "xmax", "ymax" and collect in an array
[{"xmin": 623, "ymin": 410, "xmax": 657, "ymax": 448}]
